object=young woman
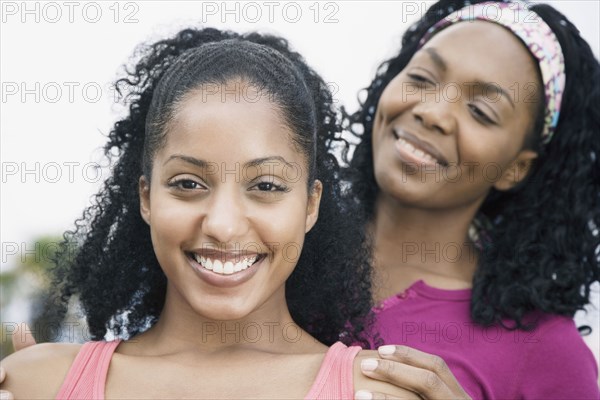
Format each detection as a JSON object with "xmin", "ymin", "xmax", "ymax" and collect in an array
[
  {"xmin": 0, "ymin": 28, "xmax": 421, "ymax": 399},
  {"xmin": 346, "ymin": 0, "xmax": 600, "ymax": 398},
  {"xmin": 6, "ymin": 1, "xmax": 597, "ymax": 398}
]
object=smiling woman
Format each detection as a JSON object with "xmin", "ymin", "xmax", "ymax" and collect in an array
[
  {"xmin": 139, "ymin": 80, "xmax": 321, "ymax": 323},
  {"xmin": 372, "ymin": 20, "xmax": 542, "ymax": 208},
  {"xmin": 346, "ymin": 0, "xmax": 600, "ymax": 398},
  {"xmin": 0, "ymin": 28, "xmax": 419, "ymax": 399}
]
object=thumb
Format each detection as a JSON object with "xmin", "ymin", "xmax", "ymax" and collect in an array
[{"xmin": 12, "ymin": 323, "xmax": 37, "ymax": 351}]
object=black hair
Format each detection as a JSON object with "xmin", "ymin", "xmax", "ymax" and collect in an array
[
  {"xmin": 345, "ymin": 0, "xmax": 600, "ymax": 330},
  {"xmin": 45, "ymin": 27, "xmax": 373, "ymax": 346}
]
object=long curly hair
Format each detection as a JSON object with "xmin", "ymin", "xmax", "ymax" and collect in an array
[
  {"xmin": 45, "ymin": 27, "xmax": 373, "ymax": 346},
  {"xmin": 345, "ymin": 0, "xmax": 600, "ymax": 330}
]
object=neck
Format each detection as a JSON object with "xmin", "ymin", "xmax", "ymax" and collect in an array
[
  {"xmin": 132, "ymin": 285, "xmax": 320, "ymax": 355},
  {"xmin": 371, "ymin": 192, "xmax": 482, "ymax": 295}
]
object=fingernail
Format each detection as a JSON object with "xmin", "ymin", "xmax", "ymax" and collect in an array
[
  {"xmin": 355, "ymin": 390, "xmax": 373, "ymax": 400},
  {"xmin": 361, "ymin": 358, "xmax": 378, "ymax": 371},
  {"xmin": 0, "ymin": 391, "xmax": 13, "ymax": 400},
  {"xmin": 378, "ymin": 345, "xmax": 395, "ymax": 356}
]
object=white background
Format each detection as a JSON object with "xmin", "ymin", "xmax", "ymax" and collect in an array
[{"xmin": 1, "ymin": 0, "xmax": 599, "ymax": 364}]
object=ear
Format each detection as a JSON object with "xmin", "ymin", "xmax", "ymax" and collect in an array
[
  {"xmin": 494, "ymin": 150, "xmax": 538, "ymax": 191},
  {"xmin": 305, "ymin": 180, "xmax": 323, "ymax": 233},
  {"xmin": 139, "ymin": 175, "xmax": 151, "ymax": 225}
]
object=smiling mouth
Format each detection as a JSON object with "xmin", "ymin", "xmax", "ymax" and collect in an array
[
  {"xmin": 186, "ymin": 252, "xmax": 266, "ymax": 275},
  {"xmin": 392, "ymin": 128, "xmax": 449, "ymax": 167}
]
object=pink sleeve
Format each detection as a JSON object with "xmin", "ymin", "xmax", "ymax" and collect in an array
[
  {"xmin": 305, "ymin": 342, "xmax": 362, "ymax": 400},
  {"xmin": 516, "ymin": 317, "xmax": 599, "ymax": 399},
  {"xmin": 55, "ymin": 340, "xmax": 121, "ymax": 400}
]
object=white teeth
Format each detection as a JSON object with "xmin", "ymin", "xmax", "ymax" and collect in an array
[
  {"xmin": 223, "ymin": 261, "xmax": 234, "ymax": 275},
  {"xmin": 404, "ymin": 140, "xmax": 416, "ymax": 152},
  {"xmin": 397, "ymin": 138, "xmax": 439, "ymax": 164},
  {"xmin": 191, "ymin": 254, "xmax": 261, "ymax": 275},
  {"xmin": 234, "ymin": 262, "xmax": 242, "ymax": 272},
  {"xmin": 213, "ymin": 260, "xmax": 224, "ymax": 273}
]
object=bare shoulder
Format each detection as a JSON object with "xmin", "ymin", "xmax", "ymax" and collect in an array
[
  {"xmin": 353, "ymin": 350, "xmax": 421, "ymax": 399},
  {"xmin": 0, "ymin": 342, "xmax": 82, "ymax": 399}
]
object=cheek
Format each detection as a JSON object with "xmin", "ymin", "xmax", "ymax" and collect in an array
[
  {"xmin": 372, "ymin": 75, "xmax": 414, "ymax": 150},
  {"xmin": 372, "ymin": 136, "xmax": 399, "ymax": 190},
  {"xmin": 377, "ymin": 74, "xmax": 415, "ymax": 114},
  {"xmin": 457, "ymin": 136, "xmax": 521, "ymax": 186},
  {"xmin": 250, "ymin": 197, "xmax": 308, "ymax": 265},
  {"xmin": 255, "ymin": 197, "xmax": 308, "ymax": 240},
  {"xmin": 459, "ymin": 115, "xmax": 525, "ymax": 162},
  {"xmin": 376, "ymin": 84, "xmax": 398, "ymax": 122},
  {"xmin": 149, "ymin": 195, "xmax": 200, "ymax": 256}
]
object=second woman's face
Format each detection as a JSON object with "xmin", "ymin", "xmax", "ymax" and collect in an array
[
  {"xmin": 372, "ymin": 21, "xmax": 541, "ymax": 210},
  {"xmin": 140, "ymin": 82, "xmax": 321, "ymax": 321}
]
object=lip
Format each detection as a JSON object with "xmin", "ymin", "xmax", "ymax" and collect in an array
[
  {"xmin": 186, "ymin": 251, "xmax": 266, "ymax": 288},
  {"xmin": 392, "ymin": 128, "xmax": 449, "ymax": 166}
]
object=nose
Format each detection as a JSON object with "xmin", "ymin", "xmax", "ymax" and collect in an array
[
  {"xmin": 201, "ymin": 187, "xmax": 250, "ymax": 245},
  {"xmin": 411, "ymin": 99, "xmax": 457, "ymax": 136}
]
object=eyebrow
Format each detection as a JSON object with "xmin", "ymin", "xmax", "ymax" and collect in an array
[
  {"xmin": 245, "ymin": 156, "xmax": 295, "ymax": 169},
  {"xmin": 424, "ymin": 48, "xmax": 515, "ymax": 109},
  {"xmin": 164, "ymin": 154, "xmax": 295, "ymax": 169},
  {"xmin": 423, "ymin": 48, "xmax": 447, "ymax": 72},
  {"xmin": 164, "ymin": 155, "xmax": 211, "ymax": 168}
]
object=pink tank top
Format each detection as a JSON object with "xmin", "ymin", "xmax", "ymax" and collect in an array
[{"xmin": 55, "ymin": 340, "xmax": 361, "ymax": 400}]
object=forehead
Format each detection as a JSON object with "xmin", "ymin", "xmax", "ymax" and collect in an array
[
  {"xmin": 420, "ymin": 20, "xmax": 539, "ymax": 91},
  {"xmin": 159, "ymin": 85, "xmax": 300, "ymax": 160},
  {"xmin": 175, "ymin": 84, "xmax": 286, "ymax": 132}
]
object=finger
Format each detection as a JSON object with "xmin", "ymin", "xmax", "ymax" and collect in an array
[
  {"xmin": 0, "ymin": 367, "xmax": 14, "ymax": 400},
  {"xmin": 0, "ymin": 390, "xmax": 15, "ymax": 400},
  {"xmin": 360, "ymin": 358, "xmax": 457, "ymax": 399},
  {"xmin": 12, "ymin": 323, "xmax": 37, "ymax": 351},
  {"xmin": 377, "ymin": 345, "xmax": 468, "ymax": 396},
  {"xmin": 378, "ymin": 346, "xmax": 452, "ymax": 380}
]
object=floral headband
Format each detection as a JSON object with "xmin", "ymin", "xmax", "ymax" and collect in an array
[{"xmin": 419, "ymin": 1, "xmax": 565, "ymax": 144}]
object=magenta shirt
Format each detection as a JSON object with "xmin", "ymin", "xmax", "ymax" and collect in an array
[{"xmin": 366, "ymin": 280, "xmax": 600, "ymax": 399}]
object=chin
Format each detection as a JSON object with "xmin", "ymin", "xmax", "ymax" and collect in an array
[{"xmin": 382, "ymin": 183, "xmax": 444, "ymax": 210}]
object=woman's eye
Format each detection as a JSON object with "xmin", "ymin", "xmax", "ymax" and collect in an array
[
  {"xmin": 258, "ymin": 182, "xmax": 275, "ymax": 191},
  {"xmin": 468, "ymin": 104, "xmax": 495, "ymax": 125},
  {"xmin": 168, "ymin": 178, "xmax": 205, "ymax": 191},
  {"xmin": 180, "ymin": 180, "xmax": 199, "ymax": 189},
  {"xmin": 407, "ymin": 73, "xmax": 433, "ymax": 86},
  {"xmin": 251, "ymin": 181, "xmax": 289, "ymax": 192}
]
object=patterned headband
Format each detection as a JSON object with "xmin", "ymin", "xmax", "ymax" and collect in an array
[{"xmin": 419, "ymin": 1, "xmax": 565, "ymax": 144}]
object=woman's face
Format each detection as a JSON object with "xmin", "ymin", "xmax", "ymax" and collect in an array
[
  {"xmin": 140, "ymin": 81, "xmax": 321, "ymax": 321},
  {"xmin": 372, "ymin": 21, "xmax": 541, "ymax": 210}
]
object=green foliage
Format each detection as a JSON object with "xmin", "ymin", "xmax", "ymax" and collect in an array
[{"xmin": 1, "ymin": 235, "xmax": 64, "ymax": 358}]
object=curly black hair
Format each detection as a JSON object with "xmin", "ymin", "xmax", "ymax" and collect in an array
[
  {"xmin": 45, "ymin": 27, "xmax": 373, "ymax": 346},
  {"xmin": 344, "ymin": 0, "xmax": 600, "ymax": 330}
]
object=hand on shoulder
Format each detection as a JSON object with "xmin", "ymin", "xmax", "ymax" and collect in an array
[
  {"xmin": 0, "ymin": 342, "xmax": 82, "ymax": 399},
  {"xmin": 353, "ymin": 349, "xmax": 422, "ymax": 399},
  {"xmin": 354, "ymin": 346, "xmax": 473, "ymax": 400}
]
